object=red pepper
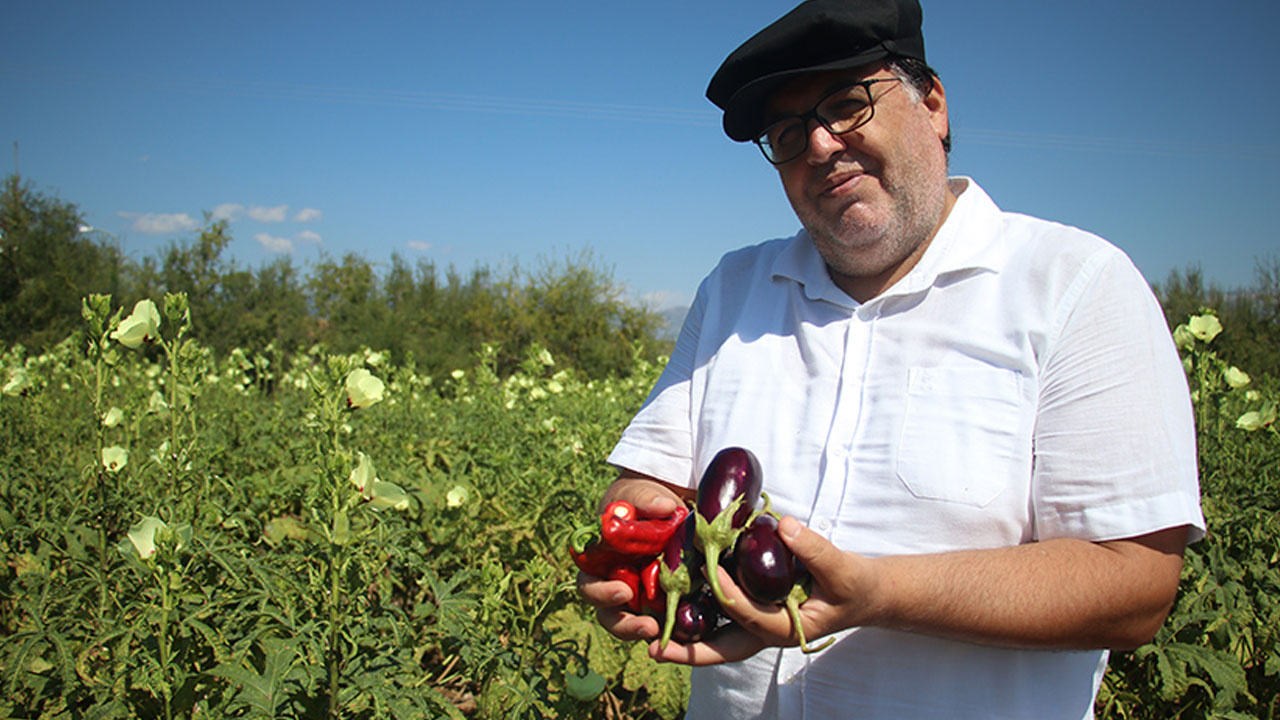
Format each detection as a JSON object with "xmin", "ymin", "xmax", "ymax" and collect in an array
[
  {"xmin": 600, "ymin": 501, "xmax": 689, "ymax": 556},
  {"xmin": 569, "ymin": 539, "xmax": 632, "ymax": 577},
  {"xmin": 608, "ymin": 565, "xmax": 643, "ymax": 613},
  {"xmin": 640, "ymin": 557, "xmax": 665, "ymax": 613}
]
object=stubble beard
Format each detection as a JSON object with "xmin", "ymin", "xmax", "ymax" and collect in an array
[{"xmin": 797, "ymin": 169, "xmax": 946, "ymax": 284}]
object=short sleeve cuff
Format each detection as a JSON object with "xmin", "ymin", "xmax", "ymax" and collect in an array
[
  {"xmin": 606, "ymin": 438, "xmax": 695, "ymax": 490},
  {"xmin": 1037, "ymin": 490, "xmax": 1207, "ymax": 544}
]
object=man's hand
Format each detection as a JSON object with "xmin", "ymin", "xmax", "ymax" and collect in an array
[
  {"xmin": 648, "ymin": 515, "xmax": 869, "ymax": 665},
  {"xmin": 645, "ymin": 516, "xmax": 1189, "ymax": 666},
  {"xmin": 576, "ymin": 472, "xmax": 694, "ymax": 643}
]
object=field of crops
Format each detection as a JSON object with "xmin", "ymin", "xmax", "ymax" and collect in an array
[{"xmin": 1, "ymin": 294, "xmax": 1277, "ymax": 719}]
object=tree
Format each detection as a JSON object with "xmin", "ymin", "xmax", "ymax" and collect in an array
[{"xmin": 0, "ymin": 174, "xmax": 123, "ymax": 348}]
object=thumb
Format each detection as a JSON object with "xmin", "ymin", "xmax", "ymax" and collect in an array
[
  {"xmin": 632, "ymin": 490, "xmax": 680, "ymax": 518},
  {"xmin": 778, "ymin": 515, "xmax": 844, "ymax": 580}
]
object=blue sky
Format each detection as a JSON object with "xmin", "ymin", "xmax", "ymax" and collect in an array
[{"xmin": 3, "ymin": 0, "xmax": 1277, "ymax": 312}]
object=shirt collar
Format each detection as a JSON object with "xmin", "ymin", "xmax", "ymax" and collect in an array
[{"xmin": 771, "ymin": 177, "xmax": 1007, "ymax": 308}]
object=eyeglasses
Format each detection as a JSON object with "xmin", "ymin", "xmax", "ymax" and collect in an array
[{"xmin": 753, "ymin": 78, "xmax": 902, "ymax": 165}]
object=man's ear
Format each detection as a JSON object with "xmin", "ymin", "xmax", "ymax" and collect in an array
[{"xmin": 923, "ymin": 77, "xmax": 949, "ymax": 144}]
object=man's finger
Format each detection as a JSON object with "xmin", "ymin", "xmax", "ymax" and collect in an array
[
  {"xmin": 597, "ymin": 606, "xmax": 660, "ymax": 641},
  {"xmin": 577, "ymin": 573, "xmax": 633, "ymax": 609},
  {"xmin": 648, "ymin": 623, "xmax": 766, "ymax": 666},
  {"xmin": 778, "ymin": 515, "xmax": 844, "ymax": 582},
  {"xmin": 631, "ymin": 489, "xmax": 681, "ymax": 517},
  {"xmin": 712, "ymin": 567, "xmax": 794, "ymax": 641}
]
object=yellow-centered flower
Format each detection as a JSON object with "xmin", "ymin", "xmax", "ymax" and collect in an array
[
  {"xmin": 1224, "ymin": 367, "xmax": 1250, "ymax": 389},
  {"xmin": 345, "ymin": 368, "xmax": 385, "ymax": 409},
  {"xmin": 127, "ymin": 516, "xmax": 166, "ymax": 559},
  {"xmin": 1186, "ymin": 314, "xmax": 1222, "ymax": 344},
  {"xmin": 111, "ymin": 299, "xmax": 161, "ymax": 349},
  {"xmin": 102, "ymin": 446, "xmax": 128, "ymax": 473}
]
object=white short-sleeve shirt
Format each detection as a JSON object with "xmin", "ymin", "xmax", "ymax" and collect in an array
[{"xmin": 607, "ymin": 178, "xmax": 1204, "ymax": 720}]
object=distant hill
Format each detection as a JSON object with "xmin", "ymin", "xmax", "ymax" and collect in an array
[{"xmin": 657, "ymin": 305, "xmax": 690, "ymax": 343}]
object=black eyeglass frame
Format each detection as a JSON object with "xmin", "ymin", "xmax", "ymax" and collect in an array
[{"xmin": 753, "ymin": 77, "xmax": 902, "ymax": 165}]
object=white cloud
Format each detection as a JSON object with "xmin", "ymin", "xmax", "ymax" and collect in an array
[
  {"xmin": 297, "ymin": 230, "xmax": 322, "ymax": 244},
  {"xmin": 407, "ymin": 241, "xmax": 432, "ymax": 252},
  {"xmin": 211, "ymin": 203, "xmax": 244, "ymax": 222},
  {"xmin": 294, "ymin": 207, "xmax": 323, "ymax": 223},
  {"xmin": 255, "ymin": 233, "xmax": 293, "ymax": 253},
  {"xmin": 247, "ymin": 205, "xmax": 288, "ymax": 223},
  {"xmin": 119, "ymin": 212, "xmax": 198, "ymax": 235},
  {"xmin": 640, "ymin": 289, "xmax": 692, "ymax": 310}
]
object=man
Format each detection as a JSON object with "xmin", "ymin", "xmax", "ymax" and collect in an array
[{"xmin": 578, "ymin": 0, "xmax": 1205, "ymax": 717}]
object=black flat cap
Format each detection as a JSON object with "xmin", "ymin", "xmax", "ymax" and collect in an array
[{"xmin": 707, "ymin": 0, "xmax": 926, "ymax": 141}]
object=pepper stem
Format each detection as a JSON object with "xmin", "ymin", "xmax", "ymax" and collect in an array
[{"xmin": 569, "ymin": 522, "xmax": 599, "ymax": 554}]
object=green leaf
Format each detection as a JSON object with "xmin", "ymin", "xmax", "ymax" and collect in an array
[
  {"xmin": 1163, "ymin": 642, "xmax": 1252, "ymax": 710},
  {"xmin": 81, "ymin": 699, "xmax": 130, "ymax": 720},
  {"xmin": 210, "ymin": 636, "xmax": 303, "ymax": 716},
  {"xmin": 621, "ymin": 641, "xmax": 689, "ymax": 720},
  {"xmin": 333, "ymin": 509, "xmax": 350, "ymax": 545},
  {"xmin": 565, "ymin": 666, "xmax": 605, "ymax": 701},
  {"xmin": 263, "ymin": 514, "xmax": 309, "ymax": 545}
]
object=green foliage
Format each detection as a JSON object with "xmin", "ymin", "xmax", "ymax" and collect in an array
[
  {"xmin": 1099, "ymin": 310, "xmax": 1280, "ymax": 719},
  {"xmin": 0, "ymin": 174, "xmax": 670, "ymax": 383},
  {"xmin": 1154, "ymin": 257, "xmax": 1280, "ymax": 379},
  {"xmin": 10, "ymin": 293, "xmax": 1272, "ymax": 719},
  {"xmin": 0, "ymin": 176, "xmax": 124, "ymax": 348},
  {"xmin": 0, "ymin": 298, "xmax": 672, "ymax": 719}
]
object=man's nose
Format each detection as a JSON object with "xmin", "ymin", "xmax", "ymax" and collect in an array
[{"xmin": 804, "ymin": 119, "xmax": 847, "ymax": 164}]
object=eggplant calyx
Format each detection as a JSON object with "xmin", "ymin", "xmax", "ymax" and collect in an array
[
  {"xmin": 657, "ymin": 560, "xmax": 693, "ymax": 650},
  {"xmin": 694, "ymin": 496, "xmax": 747, "ymax": 606}
]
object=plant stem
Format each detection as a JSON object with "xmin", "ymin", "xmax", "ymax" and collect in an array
[
  {"xmin": 326, "ymin": 419, "xmax": 343, "ymax": 720},
  {"xmin": 157, "ymin": 575, "xmax": 175, "ymax": 720},
  {"xmin": 166, "ymin": 339, "xmax": 181, "ymax": 497},
  {"xmin": 327, "ymin": 546, "xmax": 341, "ymax": 719},
  {"xmin": 92, "ymin": 343, "xmax": 111, "ymax": 622}
]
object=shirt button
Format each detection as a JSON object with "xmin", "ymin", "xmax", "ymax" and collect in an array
[{"xmin": 817, "ymin": 518, "xmax": 832, "ymax": 531}]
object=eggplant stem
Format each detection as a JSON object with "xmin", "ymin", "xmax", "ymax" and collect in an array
[
  {"xmin": 694, "ymin": 497, "xmax": 746, "ymax": 606},
  {"xmin": 657, "ymin": 560, "xmax": 692, "ymax": 650},
  {"xmin": 786, "ymin": 582, "xmax": 835, "ymax": 654}
]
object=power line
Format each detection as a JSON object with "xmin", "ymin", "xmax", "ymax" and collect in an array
[
  {"xmin": 0, "ymin": 62, "xmax": 719, "ymax": 127},
  {"xmin": 5, "ymin": 62, "xmax": 1279, "ymax": 157}
]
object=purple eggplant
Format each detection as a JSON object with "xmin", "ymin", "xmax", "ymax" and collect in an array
[
  {"xmin": 693, "ymin": 447, "xmax": 763, "ymax": 606},
  {"xmin": 695, "ymin": 447, "xmax": 763, "ymax": 527},
  {"xmin": 734, "ymin": 509, "xmax": 835, "ymax": 654},
  {"xmin": 733, "ymin": 513, "xmax": 794, "ymax": 604},
  {"xmin": 670, "ymin": 589, "xmax": 721, "ymax": 644},
  {"xmin": 658, "ymin": 513, "xmax": 706, "ymax": 649}
]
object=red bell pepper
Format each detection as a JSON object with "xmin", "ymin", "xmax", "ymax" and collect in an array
[
  {"xmin": 601, "ymin": 501, "xmax": 689, "ymax": 556},
  {"xmin": 568, "ymin": 500, "xmax": 690, "ymax": 615},
  {"xmin": 569, "ymin": 538, "xmax": 633, "ymax": 577}
]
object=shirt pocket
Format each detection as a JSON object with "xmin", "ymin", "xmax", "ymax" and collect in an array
[{"xmin": 896, "ymin": 366, "xmax": 1023, "ymax": 507}]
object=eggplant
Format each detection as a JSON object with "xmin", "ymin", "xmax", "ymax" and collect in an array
[
  {"xmin": 695, "ymin": 447, "xmax": 763, "ymax": 528},
  {"xmin": 734, "ymin": 509, "xmax": 835, "ymax": 654},
  {"xmin": 733, "ymin": 513, "xmax": 794, "ymax": 605},
  {"xmin": 694, "ymin": 447, "xmax": 763, "ymax": 606},
  {"xmin": 670, "ymin": 589, "xmax": 721, "ymax": 644},
  {"xmin": 658, "ymin": 513, "xmax": 705, "ymax": 649}
]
